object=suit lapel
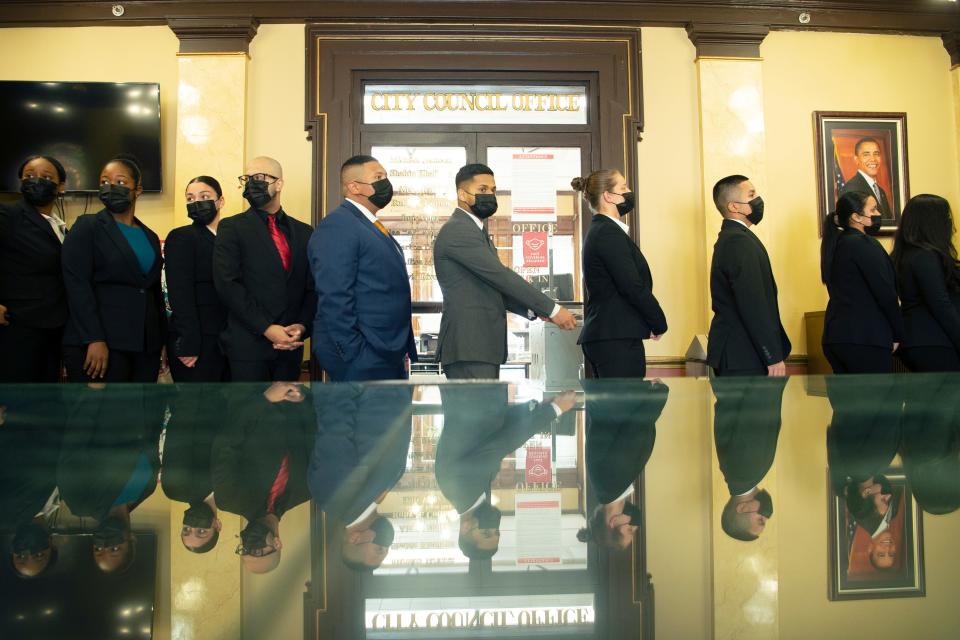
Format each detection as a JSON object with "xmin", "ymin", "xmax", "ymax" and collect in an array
[
  {"xmin": 345, "ymin": 202, "xmax": 406, "ymax": 267},
  {"xmin": 247, "ymin": 209, "xmax": 286, "ymax": 275},
  {"xmin": 98, "ymin": 210, "xmax": 148, "ymax": 283},
  {"xmin": 19, "ymin": 200, "xmax": 62, "ymax": 246},
  {"xmin": 138, "ymin": 218, "xmax": 163, "ymax": 283}
]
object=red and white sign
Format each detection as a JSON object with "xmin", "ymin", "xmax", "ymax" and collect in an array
[
  {"xmin": 515, "ymin": 492, "xmax": 562, "ymax": 565},
  {"xmin": 511, "ymin": 153, "xmax": 557, "ymax": 221},
  {"xmin": 525, "ymin": 446, "xmax": 552, "ymax": 483},
  {"xmin": 522, "ymin": 232, "xmax": 549, "ymax": 268}
]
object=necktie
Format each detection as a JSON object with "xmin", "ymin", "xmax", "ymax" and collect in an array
[
  {"xmin": 266, "ymin": 454, "xmax": 290, "ymax": 515},
  {"xmin": 267, "ymin": 214, "xmax": 292, "ymax": 272},
  {"xmin": 873, "ymin": 182, "xmax": 882, "ymax": 203},
  {"xmin": 374, "ymin": 219, "xmax": 391, "ymax": 237}
]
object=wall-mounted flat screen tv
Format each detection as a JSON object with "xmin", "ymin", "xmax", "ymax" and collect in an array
[{"xmin": 0, "ymin": 80, "xmax": 162, "ymax": 193}]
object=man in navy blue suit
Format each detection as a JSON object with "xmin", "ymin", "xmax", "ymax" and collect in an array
[{"xmin": 309, "ymin": 155, "xmax": 418, "ymax": 381}]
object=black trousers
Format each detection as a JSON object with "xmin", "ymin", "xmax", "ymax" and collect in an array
[
  {"xmin": 713, "ymin": 367, "xmax": 767, "ymax": 377},
  {"xmin": 229, "ymin": 348, "xmax": 303, "ymax": 382},
  {"xmin": 823, "ymin": 343, "xmax": 893, "ymax": 374},
  {"xmin": 63, "ymin": 345, "xmax": 161, "ymax": 383},
  {"xmin": 169, "ymin": 334, "xmax": 229, "ymax": 383},
  {"xmin": 0, "ymin": 323, "xmax": 63, "ymax": 383},
  {"xmin": 443, "ymin": 361, "xmax": 500, "ymax": 380},
  {"xmin": 582, "ymin": 339, "xmax": 647, "ymax": 378},
  {"xmin": 899, "ymin": 346, "xmax": 960, "ymax": 372}
]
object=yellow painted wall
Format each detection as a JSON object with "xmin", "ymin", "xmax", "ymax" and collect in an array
[
  {"xmin": 761, "ymin": 31, "xmax": 960, "ymax": 355},
  {"xmin": 0, "ymin": 27, "xmax": 180, "ymax": 236}
]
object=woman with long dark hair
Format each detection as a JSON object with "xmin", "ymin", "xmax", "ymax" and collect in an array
[
  {"xmin": 61, "ymin": 154, "xmax": 167, "ymax": 382},
  {"xmin": 891, "ymin": 194, "xmax": 960, "ymax": 372},
  {"xmin": 820, "ymin": 191, "xmax": 902, "ymax": 373},
  {"xmin": 0, "ymin": 155, "xmax": 68, "ymax": 382},
  {"xmin": 164, "ymin": 175, "xmax": 229, "ymax": 382}
]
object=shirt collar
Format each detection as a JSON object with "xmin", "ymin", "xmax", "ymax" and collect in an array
[
  {"xmin": 256, "ymin": 207, "xmax": 286, "ymax": 224},
  {"xmin": 346, "ymin": 198, "xmax": 379, "ymax": 225},
  {"xmin": 460, "ymin": 492, "xmax": 488, "ymax": 516},
  {"xmin": 728, "ymin": 217, "xmax": 750, "ymax": 229},
  {"xmin": 857, "ymin": 170, "xmax": 878, "ymax": 188},
  {"xmin": 347, "ymin": 501, "xmax": 379, "ymax": 529},
  {"xmin": 614, "ymin": 484, "xmax": 635, "ymax": 503},
  {"xmin": 456, "ymin": 207, "xmax": 485, "ymax": 230}
]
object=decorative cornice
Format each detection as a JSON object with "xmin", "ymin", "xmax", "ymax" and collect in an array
[
  {"xmin": 686, "ymin": 22, "xmax": 770, "ymax": 59},
  {"xmin": 167, "ymin": 16, "xmax": 259, "ymax": 54},
  {"xmin": 943, "ymin": 30, "xmax": 960, "ymax": 68}
]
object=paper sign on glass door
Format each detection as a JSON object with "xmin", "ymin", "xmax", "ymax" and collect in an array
[{"xmin": 511, "ymin": 153, "xmax": 557, "ymax": 222}]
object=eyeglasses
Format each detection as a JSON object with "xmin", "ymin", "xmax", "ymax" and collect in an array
[
  {"xmin": 235, "ymin": 543, "xmax": 277, "ymax": 557},
  {"xmin": 182, "ymin": 526, "xmax": 210, "ymax": 538},
  {"xmin": 237, "ymin": 173, "xmax": 278, "ymax": 185}
]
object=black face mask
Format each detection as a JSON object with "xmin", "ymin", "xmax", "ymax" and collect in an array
[
  {"xmin": 864, "ymin": 215, "xmax": 883, "ymax": 236},
  {"xmin": 469, "ymin": 193, "xmax": 498, "ymax": 219},
  {"xmin": 474, "ymin": 501, "xmax": 502, "ymax": 530},
  {"xmin": 755, "ymin": 489, "xmax": 774, "ymax": 519},
  {"xmin": 621, "ymin": 501, "xmax": 643, "ymax": 526},
  {"xmin": 239, "ymin": 521, "xmax": 272, "ymax": 552},
  {"xmin": 21, "ymin": 177, "xmax": 59, "ymax": 207},
  {"xmin": 360, "ymin": 178, "xmax": 394, "ymax": 210},
  {"xmin": 99, "ymin": 184, "xmax": 133, "ymax": 214},
  {"xmin": 370, "ymin": 516, "xmax": 396, "ymax": 548},
  {"xmin": 745, "ymin": 196, "xmax": 764, "ymax": 225},
  {"xmin": 183, "ymin": 503, "xmax": 215, "ymax": 529},
  {"xmin": 612, "ymin": 191, "xmax": 635, "ymax": 217},
  {"xmin": 187, "ymin": 200, "xmax": 218, "ymax": 226},
  {"xmin": 13, "ymin": 522, "xmax": 51, "ymax": 555},
  {"xmin": 92, "ymin": 516, "xmax": 128, "ymax": 548},
  {"xmin": 242, "ymin": 179, "xmax": 274, "ymax": 209}
]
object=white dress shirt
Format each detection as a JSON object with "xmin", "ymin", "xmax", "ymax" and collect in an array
[
  {"xmin": 346, "ymin": 198, "xmax": 379, "ymax": 225},
  {"xmin": 42, "ymin": 214, "xmax": 66, "ymax": 243},
  {"xmin": 347, "ymin": 501, "xmax": 379, "ymax": 528}
]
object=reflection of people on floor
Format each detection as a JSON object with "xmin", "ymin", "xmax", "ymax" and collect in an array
[
  {"xmin": 56, "ymin": 384, "xmax": 164, "ymax": 574},
  {"xmin": 308, "ymin": 384, "xmax": 414, "ymax": 573},
  {"xmin": 826, "ymin": 376, "xmax": 902, "ymax": 537},
  {"xmin": 162, "ymin": 386, "xmax": 225, "ymax": 554},
  {"xmin": 901, "ymin": 374, "xmax": 960, "ymax": 515},
  {"xmin": 436, "ymin": 385, "xmax": 576, "ymax": 561},
  {"xmin": 212, "ymin": 382, "xmax": 314, "ymax": 574},
  {"xmin": 577, "ymin": 379, "xmax": 667, "ymax": 551},
  {"xmin": 1, "ymin": 390, "xmax": 65, "ymax": 578},
  {"xmin": 712, "ymin": 377, "xmax": 787, "ymax": 541}
]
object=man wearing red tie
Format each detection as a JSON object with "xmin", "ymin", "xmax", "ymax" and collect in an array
[{"xmin": 213, "ymin": 157, "xmax": 317, "ymax": 382}]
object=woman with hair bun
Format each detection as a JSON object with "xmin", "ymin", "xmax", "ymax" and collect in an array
[
  {"xmin": 0, "ymin": 155, "xmax": 69, "ymax": 382},
  {"xmin": 573, "ymin": 169, "xmax": 666, "ymax": 378},
  {"xmin": 61, "ymin": 154, "xmax": 167, "ymax": 382},
  {"xmin": 164, "ymin": 175, "xmax": 230, "ymax": 382}
]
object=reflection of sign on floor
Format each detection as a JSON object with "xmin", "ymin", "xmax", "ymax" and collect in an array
[
  {"xmin": 515, "ymin": 492, "xmax": 562, "ymax": 565},
  {"xmin": 522, "ymin": 231, "xmax": 548, "ymax": 268},
  {"xmin": 525, "ymin": 446, "xmax": 552, "ymax": 483}
]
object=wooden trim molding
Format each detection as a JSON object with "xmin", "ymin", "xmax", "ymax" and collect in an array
[
  {"xmin": 943, "ymin": 31, "xmax": 960, "ymax": 68},
  {"xmin": 167, "ymin": 16, "xmax": 259, "ymax": 54},
  {"xmin": 686, "ymin": 22, "xmax": 770, "ymax": 59}
]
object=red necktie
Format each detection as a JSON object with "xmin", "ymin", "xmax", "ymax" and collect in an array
[
  {"xmin": 267, "ymin": 214, "xmax": 292, "ymax": 272},
  {"xmin": 266, "ymin": 454, "xmax": 290, "ymax": 514}
]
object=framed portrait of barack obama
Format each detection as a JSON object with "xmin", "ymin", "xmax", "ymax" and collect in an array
[{"xmin": 815, "ymin": 112, "xmax": 909, "ymax": 236}]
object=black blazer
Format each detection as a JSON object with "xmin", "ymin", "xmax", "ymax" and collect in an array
[
  {"xmin": 707, "ymin": 219, "xmax": 791, "ymax": 371},
  {"xmin": 823, "ymin": 230, "xmax": 904, "ymax": 347},
  {"xmin": 213, "ymin": 207, "xmax": 316, "ymax": 361},
  {"xmin": 164, "ymin": 222, "xmax": 228, "ymax": 356},
  {"xmin": 896, "ymin": 245, "xmax": 960, "ymax": 350},
  {"xmin": 61, "ymin": 210, "xmax": 166, "ymax": 353},
  {"xmin": 579, "ymin": 215, "xmax": 667, "ymax": 345},
  {"xmin": 841, "ymin": 172, "xmax": 893, "ymax": 220},
  {"xmin": 0, "ymin": 199, "xmax": 67, "ymax": 329}
]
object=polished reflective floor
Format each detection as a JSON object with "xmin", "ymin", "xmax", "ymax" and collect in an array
[{"xmin": 1, "ymin": 375, "xmax": 958, "ymax": 639}]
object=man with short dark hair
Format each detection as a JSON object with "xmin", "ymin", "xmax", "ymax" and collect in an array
[
  {"xmin": 707, "ymin": 175, "xmax": 790, "ymax": 377},
  {"xmin": 841, "ymin": 137, "xmax": 893, "ymax": 219},
  {"xmin": 310, "ymin": 155, "xmax": 417, "ymax": 381},
  {"xmin": 433, "ymin": 164, "xmax": 576, "ymax": 380}
]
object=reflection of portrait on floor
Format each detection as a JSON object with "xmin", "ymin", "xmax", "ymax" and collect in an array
[{"xmin": 844, "ymin": 487, "xmax": 907, "ymax": 581}]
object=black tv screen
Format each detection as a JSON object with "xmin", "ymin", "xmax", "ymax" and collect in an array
[{"xmin": 0, "ymin": 81, "xmax": 162, "ymax": 193}]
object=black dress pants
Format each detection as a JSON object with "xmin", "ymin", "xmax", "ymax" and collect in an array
[
  {"xmin": 823, "ymin": 343, "xmax": 893, "ymax": 374},
  {"xmin": 229, "ymin": 348, "xmax": 304, "ymax": 382},
  {"xmin": 63, "ymin": 345, "xmax": 161, "ymax": 383},
  {"xmin": 0, "ymin": 323, "xmax": 63, "ymax": 383},
  {"xmin": 169, "ymin": 334, "xmax": 229, "ymax": 382},
  {"xmin": 899, "ymin": 346, "xmax": 960, "ymax": 372},
  {"xmin": 582, "ymin": 339, "xmax": 647, "ymax": 379}
]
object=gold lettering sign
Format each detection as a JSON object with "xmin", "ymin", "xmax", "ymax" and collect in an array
[
  {"xmin": 368, "ymin": 607, "xmax": 594, "ymax": 630},
  {"xmin": 371, "ymin": 92, "xmax": 582, "ymax": 113}
]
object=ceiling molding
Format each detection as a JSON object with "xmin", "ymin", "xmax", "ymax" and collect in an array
[
  {"xmin": 686, "ymin": 22, "xmax": 770, "ymax": 59},
  {"xmin": 166, "ymin": 16, "xmax": 260, "ymax": 54}
]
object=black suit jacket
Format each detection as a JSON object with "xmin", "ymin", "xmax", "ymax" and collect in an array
[
  {"xmin": 823, "ymin": 230, "xmax": 904, "ymax": 347},
  {"xmin": 435, "ymin": 385, "xmax": 559, "ymax": 513},
  {"xmin": 896, "ymin": 246, "xmax": 960, "ymax": 350},
  {"xmin": 61, "ymin": 210, "xmax": 166, "ymax": 352},
  {"xmin": 707, "ymin": 219, "xmax": 791, "ymax": 371},
  {"xmin": 579, "ymin": 215, "xmax": 667, "ymax": 345},
  {"xmin": 165, "ymin": 222, "xmax": 228, "ymax": 356},
  {"xmin": 213, "ymin": 207, "xmax": 316, "ymax": 361},
  {"xmin": 712, "ymin": 376, "xmax": 786, "ymax": 495},
  {"xmin": 584, "ymin": 379, "xmax": 668, "ymax": 503},
  {"xmin": 0, "ymin": 199, "xmax": 67, "ymax": 328},
  {"xmin": 841, "ymin": 172, "xmax": 893, "ymax": 220}
]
